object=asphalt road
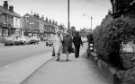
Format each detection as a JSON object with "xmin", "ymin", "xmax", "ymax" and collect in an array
[{"xmin": 0, "ymin": 42, "xmax": 52, "ymax": 67}]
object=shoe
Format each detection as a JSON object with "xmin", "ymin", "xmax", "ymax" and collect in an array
[
  {"xmin": 56, "ymin": 58, "xmax": 60, "ymax": 61},
  {"xmin": 75, "ymin": 55, "xmax": 79, "ymax": 58},
  {"xmin": 66, "ymin": 59, "xmax": 69, "ymax": 61}
]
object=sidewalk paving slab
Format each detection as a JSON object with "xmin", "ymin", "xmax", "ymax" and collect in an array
[{"xmin": 22, "ymin": 46, "xmax": 112, "ymax": 84}]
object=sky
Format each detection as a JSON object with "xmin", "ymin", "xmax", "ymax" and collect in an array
[{"xmin": 0, "ymin": 0, "xmax": 111, "ymax": 30}]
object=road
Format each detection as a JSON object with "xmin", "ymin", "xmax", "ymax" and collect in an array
[
  {"xmin": 22, "ymin": 45, "xmax": 113, "ymax": 84},
  {"xmin": 0, "ymin": 42, "xmax": 52, "ymax": 67}
]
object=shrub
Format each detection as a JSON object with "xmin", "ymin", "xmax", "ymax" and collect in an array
[{"xmin": 93, "ymin": 16, "xmax": 135, "ymax": 69}]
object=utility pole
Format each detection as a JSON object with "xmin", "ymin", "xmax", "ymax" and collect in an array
[
  {"xmin": 83, "ymin": 14, "xmax": 93, "ymax": 32},
  {"xmin": 91, "ymin": 16, "xmax": 93, "ymax": 31},
  {"xmin": 68, "ymin": 0, "xmax": 70, "ymax": 30}
]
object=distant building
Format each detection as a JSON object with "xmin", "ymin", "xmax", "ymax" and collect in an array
[
  {"xmin": 0, "ymin": 1, "xmax": 21, "ymax": 37},
  {"xmin": 22, "ymin": 13, "xmax": 57, "ymax": 40},
  {"xmin": 80, "ymin": 28, "xmax": 91, "ymax": 37},
  {"xmin": 44, "ymin": 22, "xmax": 57, "ymax": 39},
  {"xmin": 22, "ymin": 13, "xmax": 43, "ymax": 37},
  {"xmin": 57, "ymin": 25, "xmax": 66, "ymax": 33}
]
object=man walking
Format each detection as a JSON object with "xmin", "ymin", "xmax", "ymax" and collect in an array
[
  {"xmin": 73, "ymin": 32, "xmax": 83, "ymax": 58},
  {"xmin": 87, "ymin": 33, "xmax": 94, "ymax": 57}
]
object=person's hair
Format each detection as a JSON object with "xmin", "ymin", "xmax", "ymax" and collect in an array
[{"xmin": 75, "ymin": 31, "xmax": 79, "ymax": 36}]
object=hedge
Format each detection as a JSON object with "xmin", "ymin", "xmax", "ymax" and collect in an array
[{"xmin": 93, "ymin": 16, "xmax": 135, "ymax": 69}]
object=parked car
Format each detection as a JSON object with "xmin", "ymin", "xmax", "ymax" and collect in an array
[
  {"xmin": 46, "ymin": 39, "xmax": 53, "ymax": 46},
  {"xmin": 4, "ymin": 36, "xmax": 16, "ymax": 46},
  {"xmin": 14, "ymin": 38, "xmax": 24, "ymax": 45},
  {"xmin": 18, "ymin": 36, "xmax": 31, "ymax": 45},
  {"xmin": 4, "ymin": 40, "xmax": 15, "ymax": 46},
  {"xmin": 42, "ymin": 38, "xmax": 48, "ymax": 41},
  {"xmin": 4, "ymin": 35, "xmax": 30, "ymax": 46},
  {"xmin": 29, "ymin": 36, "xmax": 40, "ymax": 44}
]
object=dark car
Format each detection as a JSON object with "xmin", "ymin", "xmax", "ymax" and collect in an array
[
  {"xmin": 4, "ymin": 40, "xmax": 15, "ymax": 46},
  {"xmin": 29, "ymin": 37, "xmax": 40, "ymax": 44},
  {"xmin": 15, "ymin": 39, "xmax": 24, "ymax": 45},
  {"xmin": 46, "ymin": 40, "xmax": 53, "ymax": 46}
]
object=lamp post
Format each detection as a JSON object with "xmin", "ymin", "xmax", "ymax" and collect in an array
[
  {"xmin": 67, "ymin": 0, "xmax": 70, "ymax": 30},
  {"xmin": 83, "ymin": 14, "xmax": 93, "ymax": 31},
  {"xmin": 90, "ymin": 16, "xmax": 93, "ymax": 31}
]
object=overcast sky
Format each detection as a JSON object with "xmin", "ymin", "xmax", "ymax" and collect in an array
[{"xmin": 0, "ymin": 0, "xmax": 111, "ymax": 30}]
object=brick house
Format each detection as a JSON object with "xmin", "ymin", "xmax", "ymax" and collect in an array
[
  {"xmin": 0, "ymin": 1, "xmax": 21, "ymax": 37},
  {"xmin": 22, "ymin": 13, "xmax": 57, "ymax": 40}
]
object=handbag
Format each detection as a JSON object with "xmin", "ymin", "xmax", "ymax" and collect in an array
[{"xmin": 69, "ymin": 46, "xmax": 74, "ymax": 53}]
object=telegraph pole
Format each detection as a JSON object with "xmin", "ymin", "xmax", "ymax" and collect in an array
[
  {"xmin": 68, "ymin": 0, "xmax": 70, "ymax": 30},
  {"xmin": 83, "ymin": 14, "xmax": 93, "ymax": 32},
  {"xmin": 91, "ymin": 16, "xmax": 93, "ymax": 31}
]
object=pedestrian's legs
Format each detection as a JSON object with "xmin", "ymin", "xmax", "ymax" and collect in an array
[
  {"xmin": 66, "ymin": 51, "xmax": 69, "ymax": 61},
  {"xmin": 76, "ymin": 48, "xmax": 80, "ymax": 58},
  {"xmin": 56, "ymin": 46, "xmax": 61, "ymax": 61},
  {"xmin": 75, "ymin": 46, "xmax": 77, "ymax": 58},
  {"xmin": 56, "ymin": 53, "xmax": 60, "ymax": 61},
  {"xmin": 75, "ymin": 46, "xmax": 80, "ymax": 58}
]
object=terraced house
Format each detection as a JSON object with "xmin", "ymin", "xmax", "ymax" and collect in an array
[
  {"xmin": 0, "ymin": 1, "xmax": 21, "ymax": 37},
  {"xmin": 22, "ymin": 13, "xmax": 57, "ymax": 40}
]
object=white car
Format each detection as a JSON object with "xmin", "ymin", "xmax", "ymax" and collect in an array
[
  {"xmin": 46, "ymin": 39, "xmax": 53, "ymax": 46},
  {"xmin": 29, "ymin": 36, "xmax": 40, "ymax": 44},
  {"xmin": 18, "ymin": 36, "xmax": 31, "ymax": 44}
]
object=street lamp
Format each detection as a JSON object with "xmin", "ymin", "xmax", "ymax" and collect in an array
[
  {"xmin": 67, "ymin": 0, "xmax": 70, "ymax": 30},
  {"xmin": 83, "ymin": 14, "xmax": 93, "ymax": 31},
  {"xmin": 90, "ymin": 16, "xmax": 93, "ymax": 31}
]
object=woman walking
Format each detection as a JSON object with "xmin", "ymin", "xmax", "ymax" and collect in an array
[
  {"xmin": 63, "ymin": 33, "xmax": 73, "ymax": 61},
  {"xmin": 53, "ymin": 31, "xmax": 63, "ymax": 61}
]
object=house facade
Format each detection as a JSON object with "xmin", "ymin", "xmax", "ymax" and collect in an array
[
  {"xmin": 22, "ymin": 13, "xmax": 57, "ymax": 40},
  {"xmin": 0, "ymin": 1, "xmax": 21, "ymax": 37}
]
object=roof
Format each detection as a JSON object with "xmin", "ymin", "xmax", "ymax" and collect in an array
[{"xmin": 0, "ymin": 6, "xmax": 21, "ymax": 18}]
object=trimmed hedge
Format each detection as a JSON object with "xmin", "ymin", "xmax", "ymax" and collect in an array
[{"xmin": 93, "ymin": 16, "xmax": 135, "ymax": 69}]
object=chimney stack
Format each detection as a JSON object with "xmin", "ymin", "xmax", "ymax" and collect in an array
[
  {"xmin": 9, "ymin": 6, "xmax": 14, "ymax": 12},
  {"xmin": 3, "ymin": 1, "xmax": 8, "ymax": 10}
]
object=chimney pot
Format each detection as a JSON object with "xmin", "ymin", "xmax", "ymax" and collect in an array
[
  {"xmin": 9, "ymin": 6, "xmax": 14, "ymax": 12},
  {"xmin": 3, "ymin": 1, "xmax": 8, "ymax": 10}
]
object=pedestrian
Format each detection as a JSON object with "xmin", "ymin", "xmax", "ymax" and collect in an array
[
  {"xmin": 63, "ymin": 32, "xmax": 73, "ymax": 61},
  {"xmin": 87, "ymin": 33, "xmax": 94, "ymax": 48},
  {"xmin": 52, "ymin": 31, "xmax": 63, "ymax": 61},
  {"xmin": 87, "ymin": 33, "xmax": 94, "ymax": 57},
  {"xmin": 73, "ymin": 31, "xmax": 83, "ymax": 58}
]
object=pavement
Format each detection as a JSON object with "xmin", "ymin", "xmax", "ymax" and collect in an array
[
  {"xmin": 0, "ymin": 49, "xmax": 52, "ymax": 84},
  {"xmin": 22, "ymin": 44, "xmax": 113, "ymax": 84}
]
